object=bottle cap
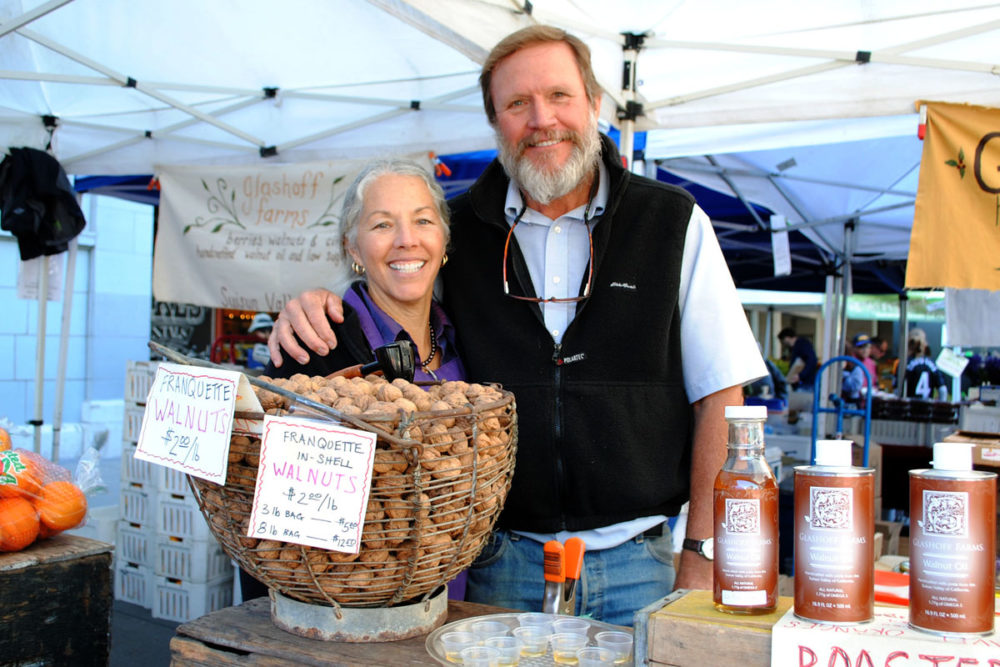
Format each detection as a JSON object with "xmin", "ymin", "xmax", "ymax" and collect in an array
[
  {"xmin": 725, "ymin": 405, "xmax": 767, "ymax": 420},
  {"xmin": 814, "ymin": 440, "xmax": 853, "ymax": 467},
  {"xmin": 931, "ymin": 442, "xmax": 973, "ymax": 471}
]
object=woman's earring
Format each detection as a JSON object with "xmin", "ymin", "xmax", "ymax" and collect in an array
[
  {"xmin": 351, "ymin": 261, "xmax": 366, "ymax": 275},
  {"xmin": 441, "ymin": 254, "xmax": 449, "ymax": 267}
]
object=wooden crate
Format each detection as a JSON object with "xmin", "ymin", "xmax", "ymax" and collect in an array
[
  {"xmin": 641, "ymin": 589, "xmax": 793, "ymax": 667},
  {"xmin": 0, "ymin": 534, "xmax": 113, "ymax": 666}
]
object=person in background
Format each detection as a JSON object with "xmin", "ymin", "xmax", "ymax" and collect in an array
[
  {"xmin": 267, "ymin": 25, "xmax": 765, "ymax": 626},
  {"xmin": 241, "ymin": 158, "xmax": 468, "ymax": 602},
  {"xmin": 778, "ymin": 327, "xmax": 818, "ymax": 391},
  {"xmin": 245, "ymin": 312, "xmax": 274, "ymax": 370},
  {"xmin": 841, "ymin": 333, "xmax": 873, "ymax": 405},
  {"xmin": 862, "ymin": 335, "xmax": 879, "ymax": 389},
  {"xmin": 872, "ymin": 335, "xmax": 897, "ymax": 391},
  {"xmin": 904, "ymin": 327, "xmax": 948, "ymax": 401},
  {"xmin": 747, "ymin": 342, "xmax": 788, "ymax": 402}
]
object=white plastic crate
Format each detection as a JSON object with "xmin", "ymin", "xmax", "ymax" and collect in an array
[
  {"xmin": 156, "ymin": 494, "xmax": 213, "ymax": 541},
  {"xmin": 871, "ymin": 419, "xmax": 924, "ymax": 445},
  {"xmin": 155, "ymin": 534, "xmax": 230, "ymax": 581},
  {"xmin": 123, "ymin": 403, "xmax": 146, "ymax": 443},
  {"xmin": 114, "ymin": 562, "xmax": 153, "ymax": 608},
  {"xmin": 121, "ymin": 443, "xmax": 155, "ymax": 487},
  {"xmin": 116, "ymin": 521, "xmax": 153, "ymax": 568},
  {"xmin": 125, "ymin": 360, "xmax": 159, "ymax": 404},
  {"xmin": 120, "ymin": 487, "xmax": 156, "ymax": 525},
  {"xmin": 152, "ymin": 573, "xmax": 233, "ymax": 623},
  {"xmin": 156, "ymin": 464, "xmax": 194, "ymax": 497}
]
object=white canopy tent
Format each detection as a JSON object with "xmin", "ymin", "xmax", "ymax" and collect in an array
[
  {"xmin": 3, "ymin": 0, "xmax": 1000, "ymax": 432},
  {"xmin": 3, "ymin": 1, "xmax": 999, "ymax": 175}
]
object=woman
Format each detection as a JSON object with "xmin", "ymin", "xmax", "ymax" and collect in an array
[
  {"xmin": 263, "ymin": 159, "xmax": 464, "ymax": 383},
  {"xmin": 243, "ymin": 159, "xmax": 468, "ymax": 601}
]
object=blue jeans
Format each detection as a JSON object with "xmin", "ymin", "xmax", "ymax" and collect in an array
[{"xmin": 465, "ymin": 527, "xmax": 675, "ymax": 627}]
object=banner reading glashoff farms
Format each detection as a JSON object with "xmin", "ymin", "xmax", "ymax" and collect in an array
[
  {"xmin": 153, "ymin": 156, "xmax": 429, "ymax": 310},
  {"xmin": 907, "ymin": 102, "xmax": 1000, "ymax": 291}
]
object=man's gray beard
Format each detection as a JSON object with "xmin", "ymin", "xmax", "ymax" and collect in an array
[{"xmin": 496, "ymin": 116, "xmax": 601, "ymax": 206}]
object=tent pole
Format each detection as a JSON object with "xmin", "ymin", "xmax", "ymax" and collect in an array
[
  {"xmin": 897, "ymin": 292, "xmax": 910, "ymax": 396},
  {"xmin": 618, "ymin": 32, "xmax": 644, "ymax": 171},
  {"xmin": 33, "ymin": 256, "xmax": 49, "ymax": 455},
  {"xmin": 52, "ymin": 239, "xmax": 78, "ymax": 463}
]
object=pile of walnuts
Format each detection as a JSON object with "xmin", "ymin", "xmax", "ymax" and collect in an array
[{"xmin": 190, "ymin": 373, "xmax": 517, "ymax": 608}]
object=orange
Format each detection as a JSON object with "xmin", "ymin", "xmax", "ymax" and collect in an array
[
  {"xmin": 35, "ymin": 480, "xmax": 87, "ymax": 532},
  {"xmin": 0, "ymin": 451, "xmax": 43, "ymax": 500},
  {"xmin": 0, "ymin": 496, "xmax": 40, "ymax": 551},
  {"xmin": 0, "ymin": 427, "xmax": 11, "ymax": 451}
]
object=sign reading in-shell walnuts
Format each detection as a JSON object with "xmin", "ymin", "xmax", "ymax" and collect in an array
[{"xmin": 248, "ymin": 414, "xmax": 377, "ymax": 553}]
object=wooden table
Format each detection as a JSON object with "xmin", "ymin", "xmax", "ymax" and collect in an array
[
  {"xmin": 171, "ymin": 598, "xmax": 516, "ymax": 665},
  {"xmin": 0, "ymin": 534, "xmax": 113, "ymax": 666}
]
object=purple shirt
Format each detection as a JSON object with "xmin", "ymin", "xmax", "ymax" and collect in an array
[{"xmin": 343, "ymin": 282, "xmax": 466, "ymax": 383}]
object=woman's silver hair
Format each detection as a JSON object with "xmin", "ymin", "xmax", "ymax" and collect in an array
[{"xmin": 341, "ymin": 158, "xmax": 451, "ymax": 256}]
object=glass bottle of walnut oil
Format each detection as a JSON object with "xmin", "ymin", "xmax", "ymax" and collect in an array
[{"xmin": 713, "ymin": 405, "xmax": 779, "ymax": 614}]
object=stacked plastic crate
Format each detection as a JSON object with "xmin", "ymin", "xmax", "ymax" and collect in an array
[{"xmin": 115, "ymin": 360, "xmax": 234, "ymax": 622}]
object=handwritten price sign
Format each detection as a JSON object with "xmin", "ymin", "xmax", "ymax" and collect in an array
[
  {"xmin": 248, "ymin": 415, "xmax": 376, "ymax": 553},
  {"xmin": 134, "ymin": 362, "xmax": 243, "ymax": 484}
]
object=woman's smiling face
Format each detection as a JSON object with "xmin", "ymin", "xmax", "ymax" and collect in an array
[{"xmin": 347, "ymin": 172, "xmax": 446, "ymax": 312}]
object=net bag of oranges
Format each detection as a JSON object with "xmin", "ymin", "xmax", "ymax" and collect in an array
[
  {"xmin": 187, "ymin": 373, "xmax": 517, "ymax": 609},
  {"xmin": 0, "ymin": 444, "xmax": 89, "ymax": 553}
]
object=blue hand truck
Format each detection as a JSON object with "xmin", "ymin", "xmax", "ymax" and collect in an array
[{"xmin": 810, "ymin": 355, "xmax": 872, "ymax": 467}]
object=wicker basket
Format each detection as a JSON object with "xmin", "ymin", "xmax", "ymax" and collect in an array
[{"xmin": 187, "ymin": 381, "xmax": 517, "ymax": 609}]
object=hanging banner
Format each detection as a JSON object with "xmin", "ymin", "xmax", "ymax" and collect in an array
[
  {"xmin": 907, "ymin": 101, "xmax": 1000, "ymax": 291},
  {"xmin": 152, "ymin": 156, "xmax": 430, "ymax": 310}
]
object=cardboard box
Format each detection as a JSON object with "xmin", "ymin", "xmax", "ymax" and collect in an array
[{"xmin": 942, "ymin": 431, "xmax": 1000, "ymax": 468}]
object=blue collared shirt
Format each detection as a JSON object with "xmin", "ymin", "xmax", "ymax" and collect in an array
[
  {"xmin": 503, "ymin": 165, "xmax": 608, "ymax": 344},
  {"xmin": 344, "ymin": 282, "xmax": 465, "ymax": 383}
]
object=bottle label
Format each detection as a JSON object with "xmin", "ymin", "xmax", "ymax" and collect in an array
[{"xmin": 714, "ymin": 480, "xmax": 778, "ymax": 610}]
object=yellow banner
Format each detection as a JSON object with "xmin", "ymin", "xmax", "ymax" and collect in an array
[{"xmin": 906, "ymin": 101, "xmax": 1000, "ymax": 290}]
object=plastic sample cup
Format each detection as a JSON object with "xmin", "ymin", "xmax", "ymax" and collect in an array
[
  {"xmin": 516, "ymin": 612, "xmax": 555, "ymax": 634},
  {"xmin": 552, "ymin": 617, "xmax": 590, "ymax": 636},
  {"xmin": 577, "ymin": 646, "xmax": 617, "ymax": 666},
  {"xmin": 460, "ymin": 645, "xmax": 501, "ymax": 667},
  {"xmin": 471, "ymin": 620, "xmax": 510, "ymax": 643},
  {"xmin": 550, "ymin": 632, "xmax": 589, "ymax": 664},
  {"xmin": 440, "ymin": 631, "xmax": 477, "ymax": 663},
  {"xmin": 595, "ymin": 631, "xmax": 633, "ymax": 664},
  {"xmin": 512, "ymin": 625, "xmax": 550, "ymax": 658},
  {"xmin": 484, "ymin": 635, "xmax": 521, "ymax": 666}
]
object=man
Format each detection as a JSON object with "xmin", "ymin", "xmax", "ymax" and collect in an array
[
  {"xmin": 269, "ymin": 25, "xmax": 765, "ymax": 625},
  {"xmin": 778, "ymin": 328, "xmax": 818, "ymax": 391},
  {"xmin": 841, "ymin": 333, "xmax": 873, "ymax": 405},
  {"xmin": 246, "ymin": 312, "xmax": 274, "ymax": 370},
  {"xmin": 904, "ymin": 328, "xmax": 948, "ymax": 401}
]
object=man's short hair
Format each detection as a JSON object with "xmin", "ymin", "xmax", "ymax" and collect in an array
[
  {"xmin": 479, "ymin": 25, "xmax": 601, "ymax": 126},
  {"xmin": 777, "ymin": 328, "xmax": 796, "ymax": 340}
]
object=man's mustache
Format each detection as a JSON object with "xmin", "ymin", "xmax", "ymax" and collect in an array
[{"xmin": 516, "ymin": 130, "xmax": 580, "ymax": 156}]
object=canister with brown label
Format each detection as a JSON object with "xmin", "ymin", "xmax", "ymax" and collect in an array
[
  {"xmin": 794, "ymin": 439, "xmax": 875, "ymax": 624},
  {"xmin": 909, "ymin": 442, "xmax": 997, "ymax": 636}
]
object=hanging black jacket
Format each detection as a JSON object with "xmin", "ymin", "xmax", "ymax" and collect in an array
[
  {"xmin": 443, "ymin": 135, "xmax": 697, "ymax": 532},
  {"xmin": 0, "ymin": 147, "xmax": 86, "ymax": 260}
]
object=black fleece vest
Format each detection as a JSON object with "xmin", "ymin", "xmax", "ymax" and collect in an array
[{"xmin": 443, "ymin": 137, "xmax": 697, "ymax": 532}]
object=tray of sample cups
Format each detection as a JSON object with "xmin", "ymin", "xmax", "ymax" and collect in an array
[{"xmin": 425, "ymin": 612, "xmax": 633, "ymax": 665}]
